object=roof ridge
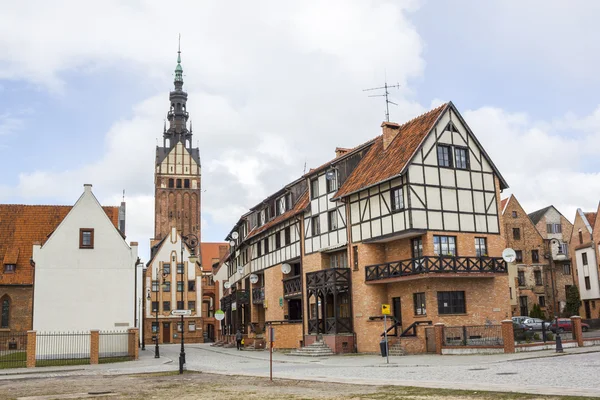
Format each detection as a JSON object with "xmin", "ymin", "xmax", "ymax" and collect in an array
[{"xmin": 397, "ymin": 102, "xmax": 449, "ymax": 130}]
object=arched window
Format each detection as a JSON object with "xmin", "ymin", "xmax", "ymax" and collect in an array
[
  {"xmin": 1, "ymin": 296, "xmax": 9, "ymax": 328},
  {"xmin": 168, "ymin": 178, "xmax": 174, "ymax": 188}
]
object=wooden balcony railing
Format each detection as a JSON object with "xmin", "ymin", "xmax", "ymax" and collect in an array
[
  {"xmin": 365, "ymin": 256, "xmax": 507, "ymax": 282},
  {"xmin": 283, "ymin": 275, "xmax": 302, "ymax": 298}
]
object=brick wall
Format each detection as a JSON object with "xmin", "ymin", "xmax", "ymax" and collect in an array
[
  {"xmin": 268, "ymin": 322, "xmax": 302, "ymax": 349},
  {"xmin": 0, "ymin": 286, "xmax": 33, "ymax": 333},
  {"xmin": 263, "ymin": 264, "xmax": 285, "ymax": 322}
]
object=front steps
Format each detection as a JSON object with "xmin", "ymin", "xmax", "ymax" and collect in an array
[
  {"xmin": 289, "ymin": 341, "xmax": 334, "ymax": 357},
  {"xmin": 388, "ymin": 342, "xmax": 406, "ymax": 356}
]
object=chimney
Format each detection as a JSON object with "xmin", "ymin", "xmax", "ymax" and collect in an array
[
  {"xmin": 119, "ymin": 201, "xmax": 126, "ymax": 236},
  {"xmin": 381, "ymin": 122, "xmax": 400, "ymax": 150},
  {"xmin": 83, "ymin": 184, "xmax": 93, "ymax": 193},
  {"xmin": 335, "ymin": 147, "xmax": 350, "ymax": 158}
]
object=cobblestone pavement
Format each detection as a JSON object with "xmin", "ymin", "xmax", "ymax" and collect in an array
[
  {"xmin": 175, "ymin": 344, "xmax": 600, "ymax": 398},
  {"xmin": 2, "ymin": 344, "xmax": 599, "ymax": 398}
]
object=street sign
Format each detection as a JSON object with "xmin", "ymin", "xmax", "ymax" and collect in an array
[
  {"xmin": 232, "ymin": 301, "xmax": 237, "ymax": 311},
  {"xmin": 224, "ymin": 282, "xmax": 231, "ymax": 289},
  {"xmin": 250, "ymin": 274, "xmax": 259, "ymax": 284},
  {"xmin": 502, "ymin": 248, "xmax": 516, "ymax": 263},
  {"xmin": 171, "ymin": 309, "xmax": 191, "ymax": 316},
  {"xmin": 381, "ymin": 304, "xmax": 391, "ymax": 315},
  {"xmin": 215, "ymin": 309, "xmax": 225, "ymax": 321}
]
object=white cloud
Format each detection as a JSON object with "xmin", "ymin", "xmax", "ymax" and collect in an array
[
  {"xmin": 0, "ymin": 1, "xmax": 427, "ymax": 259},
  {"xmin": 465, "ymin": 106, "xmax": 600, "ymax": 220}
]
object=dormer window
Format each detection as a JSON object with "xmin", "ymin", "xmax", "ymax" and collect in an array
[
  {"xmin": 311, "ymin": 178, "xmax": 319, "ymax": 199},
  {"xmin": 4, "ymin": 264, "xmax": 15, "ymax": 273},
  {"xmin": 260, "ymin": 210, "xmax": 266, "ymax": 226},
  {"xmin": 326, "ymin": 170, "xmax": 338, "ymax": 193},
  {"xmin": 277, "ymin": 197, "xmax": 286, "ymax": 215}
]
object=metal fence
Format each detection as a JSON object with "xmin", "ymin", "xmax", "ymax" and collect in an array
[
  {"xmin": 0, "ymin": 332, "xmax": 27, "ymax": 369},
  {"xmin": 35, "ymin": 332, "xmax": 91, "ymax": 367},
  {"xmin": 99, "ymin": 331, "xmax": 132, "ymax": 362},
  {"xmin": 444, "ymin": 325, "xmax": 503, "ymax": 346}
]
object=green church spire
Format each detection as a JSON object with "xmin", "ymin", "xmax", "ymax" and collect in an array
[{"xmin": 174, "ymin": 34, "xmax": 183, "ymax": 86}]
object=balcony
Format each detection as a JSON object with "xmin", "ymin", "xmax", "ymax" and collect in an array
[
  {"xmin": 365, "ymin": 256, "xmax": 507, "ymax": 282},
  {"xmin": 252, "ymin": 287, "xmax": 265, "ymax": 304},
  {"xmin": 221, "ymin": 294, "xmax": 232, "ymax": 311},
  {"xmin": 283, "ymin": 275, "xmax": 302, "ymax": 299}
]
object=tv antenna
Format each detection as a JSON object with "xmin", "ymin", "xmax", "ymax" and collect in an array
[{"xmin": 363, "ymin": 81, "xmax": 400, "ymax": 122}]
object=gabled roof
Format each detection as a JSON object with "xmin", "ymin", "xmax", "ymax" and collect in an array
[
  {"xmin": 0, "ymin": 204, "xmax": 118, "ymax": 285},
  {"xmin": 527, "ymin": 206, "xmax": 553, "ymax": 225},
  {"xmin": 333, "ymin": 103, "xmax": 449, "ymax": 199},
  {"xmin": 246, "ymin": 190, "xmax": 309, "ymax": 240},
  {"xmin": 500, "ymin": 196, "xmax": 511, "ymax": 215},
  {"xmin": 303, "ymin": 136, "xmax": 377, "ymax": 178},
  {"xmin": 585, "ymin": 212, "xmax": 597, "ymax": 229},
  {"xmin": 200, "ymin": 242, "xmax": 229, "ymax": 271},
  {"xmin": 332, "ymin": 102, "xmax": 509, "ymax": 200}
]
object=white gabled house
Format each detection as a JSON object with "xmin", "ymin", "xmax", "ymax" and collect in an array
[{"xmin": 32, "ymin": 184, "xmax": 140, "ymax": 332}]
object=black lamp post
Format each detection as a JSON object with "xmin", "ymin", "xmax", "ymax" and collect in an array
[
  {"xmin": 148, "ymin": 266, "xmax": 167, "ymax": 359},
  {"xmin": 179, "ymin": 232, "xmax": 199, "ymax": 374}
]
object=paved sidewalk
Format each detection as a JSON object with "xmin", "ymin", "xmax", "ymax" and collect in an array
[{"xmin": 2, "ymin": 344, "xmax": 600, "ymax": 398}]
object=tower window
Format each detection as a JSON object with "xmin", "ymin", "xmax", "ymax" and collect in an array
[
  {"xmin": 184, "ymin": 179, "xmax": 190, "ymax": 188},
  {"xmin": 177, "ymin": 103, "xmax": 181, "ymax": 110},
  {"xmin": 176, "ymin": 179, "xmax": 182, "ymax": 189},
  {"xmin": 79, "ymin": 228, "xmax": 94, "ymax": 249},
  {"xmin": 169, "ymin": 179, "xmax": 174, "ymax": 188}
]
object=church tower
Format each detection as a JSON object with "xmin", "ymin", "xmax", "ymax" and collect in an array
[{"xmin": 153, "ymin": 44, "xmax": 201, "ymax": 244}]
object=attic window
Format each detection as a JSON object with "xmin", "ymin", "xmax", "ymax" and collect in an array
[
  {"xmin": 4, "ymin": 264, "xmax": 15, "ymax": 273},
  {"xmin": 80, "ymin": 228, "xmax": 94, "ymax": 249}
]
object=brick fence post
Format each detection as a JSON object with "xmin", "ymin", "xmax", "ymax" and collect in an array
[
  {"xmin": 90, "ymin": 330, "xmax": 99, "ymax": 365},
  {"xmin": 501, "ymin": 320, "xmax": 515, "ymax": 353},
  {"xmin": 128, "ymin": 328, "xmax": 139, "ymax": 360},
  {"xmin": 26, "ymin": 330, "xmax": 36, "ymax": 368},
  {"xmin": 434, "ymin": 323, "xmax": 444, "ymax": 355},
  {"xmin": 570, "ymin": 316, "xmax": 584, "ymax": 347}
]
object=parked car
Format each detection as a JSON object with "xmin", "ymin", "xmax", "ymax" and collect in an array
[
  {"xmin": 512, "ymin": 316, "xmax": 529, "ymax": 325},
  {"xmin": 523, "ymin": 318, "xmax": 551, "ymax": 331},
  {"xmin": 513, "ymin": 322, "xmax": 535, "ymax": 341},
  {"xmin": 549, "ymin": 318, "xmax": 590, "ymax": 333}
]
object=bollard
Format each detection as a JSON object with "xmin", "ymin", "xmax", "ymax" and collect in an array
[{"xmin": 555, "ymin": 333, "xmax": 563, "ymax": 353}]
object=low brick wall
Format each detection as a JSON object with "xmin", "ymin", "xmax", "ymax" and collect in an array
[
  {"xmin": 583, "ymin": 338, "xmax": 600, "ymax": 347},
  {"xmin": 267, "ymin": 322, "xmax": 302, "ymax": 350},
  {"xmin": 515, "ymin": 340, "xmax": 578, "ymax": 352},
  {"xmin": 304, "ymin": 334, "xmax": 355, "ymax": 353},
  {"xmin": 442, "ymin": 346, "xmax": 504, "ymax": 355}
]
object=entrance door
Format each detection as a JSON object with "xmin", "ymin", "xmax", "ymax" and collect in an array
[
  {"xmin": 392, "ymin": 297, "xmax": 402, "ymax": 335},
  {"xmin": 584, "ymin": 301, "xmax": 592, "ymax": 319},
  {"xmin": 163, "ymin": 323, "xmax": 171, "ymax": 343},
  {"xmin": 519, "ymin": 296, "xmax": 528, "ymax": 317},
  {"xmin": 425, "ymin": 327, "xmax": 436, "ymax": 353}
]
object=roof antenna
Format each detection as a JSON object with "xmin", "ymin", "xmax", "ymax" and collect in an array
[
  {"xmin": 363, "ymin": 72, "xmax": 400, "ymax": 122},
  {"xmin": 303, "ymin": 160, "xmax": 307, "ymax": 175},
  {"xmin": 122, "ymin": 190, "xmax": 125, "ymax": 202}
]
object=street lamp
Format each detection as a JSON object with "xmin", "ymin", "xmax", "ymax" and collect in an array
[{"xmin": 179, "ymin": 232, "xmax": 199, "ymax": 374}]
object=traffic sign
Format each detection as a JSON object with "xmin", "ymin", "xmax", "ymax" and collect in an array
[
  {"xmin": 171, "ymin": 309, "xmax": 191, "ymax": 316},
  {"xmin": 215, "ymin": 309, "xmax": 225, "ymax": 321},
  {"xmin": 381, "ymin": 304, "xmax": 390, "ymax": 315}
]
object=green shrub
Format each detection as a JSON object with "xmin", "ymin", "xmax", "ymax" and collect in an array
[
  {"xmin": 529, "ymin": 303, "xmax": 546, "ymax": 319},
  {"xmin": 546, "ymin": 332, "xmax": 554, "ymax": 341},
  {"xmin": 533, "ymin": 333, "xmax": 541, "ymax": 341},
  {"xmin": 565, "ymin": 286, "xmax": 582, "ymax": 317}
]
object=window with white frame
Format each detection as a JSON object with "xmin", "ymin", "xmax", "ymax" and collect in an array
[
  {"xmin": 330, "ymin": 251, "xmax": 348, "ymax": 268},
  {"xmin": 390, "ymin": 187, "xmax": 404, "ymax": 211},
  {"xmin": 433, "ymin": 236, "xmax": 457, "ymax": 256},
  {"xmin": 454, "ymin": 147, "xmax": 469, "ymax": 169},
  {"xmin": 328, "ymin": 210, "xmax": 338, "ymax": 231}
]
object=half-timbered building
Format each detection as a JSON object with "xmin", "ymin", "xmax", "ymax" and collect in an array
[{"xmin": 218, "ymin": 102, "xmax": 512, "ymax": 354}]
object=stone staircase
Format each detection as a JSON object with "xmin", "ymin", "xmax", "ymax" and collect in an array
[
  {"xmin": 288, "ymin": 341, "xmax": 334, "ymax": 357},
  {"xmin": 388, "ymin": 342, "xmax": 405, "ymax": 356}
]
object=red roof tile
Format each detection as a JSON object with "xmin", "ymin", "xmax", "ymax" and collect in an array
[
  {"xmin": 304, "ymin": 137, "xmax": 378, "ymax": 178},
  {"xmin": 0, "ymin": 204, "xmax": 119, "ymax": 285},
  {"xmin": 333, "ymin": 103, "xmax": 449, "ymax": 199},
  {"xmin": 585, "ymin": 212, "xmax": 597, "ymax": 229},
  {"xmin": 200, "ymin": 242, "xmax": 229, "ymax": 271},
  {"xmin": 246, "ymin": 191, "xmax": 309, "ymax": 240}
]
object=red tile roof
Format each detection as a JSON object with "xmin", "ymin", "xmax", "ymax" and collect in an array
[
  {"xmin": 246, "ymin": 190, "xmax": 309, "ymax": 240},
  {"xmin": 200, "ymin": 242, "xmax": 229, "ymax": 271},
  {"xmin": 333, "ymin": 103, "xmax": 449, "ymax": 199},
  {"xmin": 585, "ymin": 212, "xmax": 597, "ymax": 229},
  {"xmin": 500, "ymin": 197, "xmax": 510, "ymax": 214},
  {"xmin": 0, "ymin": 204, "xmax": 119, "ymax": 285},
  {"xmin": 304, "ymin": 137, "xmax": 378, "ymax": 178}
]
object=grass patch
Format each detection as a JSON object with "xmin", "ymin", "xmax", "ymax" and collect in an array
[
  {"xmin": 99, "ymin": 356, "xmax": 132, "ymax": 364},
  {"xmin": 36, "ymin": 358, "xmax": 90, "ymax": 367},
  {"xmin": 0, "ymin": 351, "xmax": 26, "ymax": 369},
  {"xmin": 363, "ymin": 385, "xmax": 599, "ymax": 400}
]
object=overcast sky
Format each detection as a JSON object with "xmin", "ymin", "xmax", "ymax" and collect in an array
[{"xmin": 2, "ymin": 0, "xmax": 600, "ymax": 261}]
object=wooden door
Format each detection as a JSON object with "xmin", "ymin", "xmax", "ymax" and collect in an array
[
  {"xmin": 425, "ymin": 327, "xmax": 436, "ymax": 353},
  {"xmin": 163, "ymin": 323, "xmax": 171, "ymax": 343}
]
